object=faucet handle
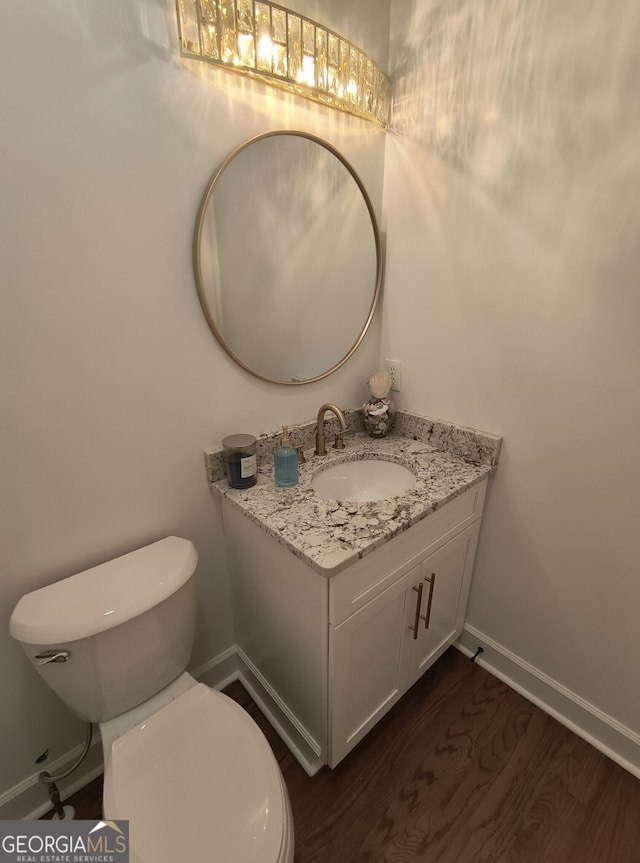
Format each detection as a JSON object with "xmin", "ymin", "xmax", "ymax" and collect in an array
[
  {"xmin": 296, "ymin": 444, "xmax": 306, "ymax": 464},
  {"xmin": 333, "ymin": 431, "xmax": 346, "ymax": 450}
]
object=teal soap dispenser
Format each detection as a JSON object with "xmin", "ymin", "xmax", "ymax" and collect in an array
[{"xmin": 274, "ymin": 426, "xmax": 298, "ymax": 487}]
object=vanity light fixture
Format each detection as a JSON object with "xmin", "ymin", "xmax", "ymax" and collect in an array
[{"xmin": 175, "ymin": 0, "xmax": 391, "ymax": 127}]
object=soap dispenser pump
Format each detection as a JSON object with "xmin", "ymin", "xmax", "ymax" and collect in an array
[{"xmin": 274, "ymin": 426, "xmax": 298, "ymax": 488}]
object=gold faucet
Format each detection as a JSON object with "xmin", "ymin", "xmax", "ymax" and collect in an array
[{"xmin": 315, "ymin": 404, "xmax": 348, "ymax": 455}]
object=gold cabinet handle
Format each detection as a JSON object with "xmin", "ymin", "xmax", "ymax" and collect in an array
[
  {"xmin": 421, "ymin": 572, "xmax": 436, "ymax": 629},
  {"xmin": 408, "ymin": 582, "xmax": 424, "ymax": 640}
]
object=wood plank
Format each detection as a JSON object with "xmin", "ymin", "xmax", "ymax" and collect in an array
[{"xmin": 41, "ymin": 649, "xmax": 640, "ymax": 863}]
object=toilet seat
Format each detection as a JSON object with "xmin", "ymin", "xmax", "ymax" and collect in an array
[{"xmin": 103, "ymin": 683, "xmax": 293, "ymax": 863}]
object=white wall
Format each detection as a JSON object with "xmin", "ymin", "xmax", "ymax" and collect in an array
[
  {"xmin": 383, "ymin": 0, "xmax": 640, "ymax": 761},
  {"xmin": 5, "ymin": 0, "xmax": 637, "ymax": 814},
  {"xmin": 0, "ymin": 0, "xmax": 389, "ymax": 812}
]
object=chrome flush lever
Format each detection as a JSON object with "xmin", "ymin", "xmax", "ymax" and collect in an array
[{"xmin": 34, "ymin": 650, "xmax": 70, "ymax": 665}]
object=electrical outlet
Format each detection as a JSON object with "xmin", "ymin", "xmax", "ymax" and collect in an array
[{"xmin": 385, "ymin": 358, "xmax": 403, "ymax": 392}]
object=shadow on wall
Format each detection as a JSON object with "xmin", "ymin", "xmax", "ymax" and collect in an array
[
  {"xmin": 388, "ymin": 0, "xmax": 640, "ymax": 260},
  {"xmin": 62, "ymin": 0, "xmax": 174, "ymax": 62}
]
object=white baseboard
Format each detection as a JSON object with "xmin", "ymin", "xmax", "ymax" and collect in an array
[
  {"xmin": 192, "ymin": 643, "xmax": 241, "ymax": 691},
  {"xmin": 10, "ymin": 628, "xmax": 635, "ymax": 821},
  {"xmin": 195, "ymin": 645, "xmax": 324, "ymax": 776},
  {"xmin": 235, "ymin": 648, "xmax": 324, "ymax": 777},
  {"xmin": 1, "ymin": 648, "xmax": 242, "ymax": 822},
  {"xmin": 3, "ymin": 641, "xmax": 323, "ymax": 820},
  {"xmin": 456, "ymin": 624, "xmax": 640, "ymax": 780},
  {"xmin": 0, "ymin": 735, "xmax": 104, "ymax": 821}
]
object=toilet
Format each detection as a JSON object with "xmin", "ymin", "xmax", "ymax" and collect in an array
[{"xmin": 10, "ymin": 536, "xmax": 294, "ymax": 863}]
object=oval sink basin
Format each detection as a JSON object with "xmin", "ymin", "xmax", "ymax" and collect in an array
[{"xmin": 311, "ymin": 458, "xmax": 416, "ymax": 503}]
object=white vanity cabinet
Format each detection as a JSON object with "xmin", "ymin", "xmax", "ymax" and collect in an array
[
  {"xmin": 220, "ymin": 478, "xmax": 487, "ymax": 774},
  {"xmin": 328, "ymin": 520, "xmax": 481, "ymax": 765}
]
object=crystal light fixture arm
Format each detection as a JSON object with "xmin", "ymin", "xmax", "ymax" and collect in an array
[{"xmin": 175, "ymin": 0, "xmax": 391, "ymax": 127}]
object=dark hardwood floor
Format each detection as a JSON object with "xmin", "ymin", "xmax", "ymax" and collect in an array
[{"xmin": 43, "ymin": 649, "xmax": 640, "ymax": 862}]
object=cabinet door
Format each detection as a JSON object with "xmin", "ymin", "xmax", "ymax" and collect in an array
[
  {"xmin": 329, "ymin": 522, "xmax": 482, "ymax": 767},
  {"xmin": 328, "ymin": 564, "xmax": 417, "ymax": 767},
  {"xmin": 405, "ymin": 522, "xmax": 481, "ymax": 689}
]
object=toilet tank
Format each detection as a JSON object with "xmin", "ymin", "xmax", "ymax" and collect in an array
[{"xmin": 10, "ymin": 537, "xmax": 198, "ymax": 723}]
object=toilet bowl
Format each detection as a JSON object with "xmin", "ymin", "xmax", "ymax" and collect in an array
[
  {"xmin": 103, "ymin": 679, "xmax": 294, "ymax": 863},
  {"xmin": 10, "ymin": 537, "xmax": 294, "ymax": 863}
]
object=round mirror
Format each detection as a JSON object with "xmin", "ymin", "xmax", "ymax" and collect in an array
[{"xmin": 194, "ymin": 131, "xmax": 382, "ymax": 385}]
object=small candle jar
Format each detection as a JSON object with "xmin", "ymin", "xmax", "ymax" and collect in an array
[{"xmin": 222, "ymin": 434, "xmax": 257, "ymax": 489}]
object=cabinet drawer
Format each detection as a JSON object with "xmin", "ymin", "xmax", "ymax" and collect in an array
[{"xmin": 329, "ymin": 480, "xmax": 486, "ymax": 626}]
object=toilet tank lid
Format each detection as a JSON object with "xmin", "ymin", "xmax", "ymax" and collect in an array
[{"xmin": 10, "ymin": 537, "xmax": 198, "ymax": 646}]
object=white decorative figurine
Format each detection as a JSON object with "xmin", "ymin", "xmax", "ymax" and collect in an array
[{"xmin": 362, "ymin": 371, "xmax": 395, "ymax": 437}]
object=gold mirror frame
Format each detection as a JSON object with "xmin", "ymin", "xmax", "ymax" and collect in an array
[{"xmin": 193, "ymin": 131, "xmax": 382, "ymax": 385}]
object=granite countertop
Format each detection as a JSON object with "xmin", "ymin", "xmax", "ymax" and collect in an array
[{"xmin": 205, "ymin": 411, "xmax": 502, "ymax": 577}]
